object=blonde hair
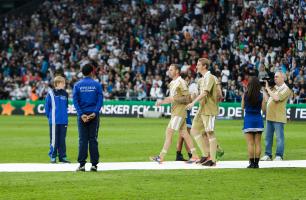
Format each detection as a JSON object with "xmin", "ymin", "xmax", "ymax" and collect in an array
[
  {"xmin": 53, "ymin": 76, "xmax": 65, "ymax": 87},
  {"xmin": 198, "ymin": 58, "xmax": 211, "ymax": 68}
]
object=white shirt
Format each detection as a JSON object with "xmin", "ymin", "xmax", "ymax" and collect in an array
[
  {"xmin": 221, "ymin": 69, "xmax": 230, "ymax": 83},
  {"xmin": 189, "ymin": 82, "xmax": 198, "ymax": 95}
]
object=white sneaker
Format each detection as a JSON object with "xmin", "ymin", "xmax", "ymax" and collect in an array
[
  {"xmin": 273, "ymin": 156, "xmax": 283, "ymax": 161},
  {"xmin": 260, "ymin": 155, "xmax": 272, "ymax": 161}
]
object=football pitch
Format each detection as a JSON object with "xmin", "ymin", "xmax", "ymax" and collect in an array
[{"xmin": 0, "ymin": 116, "xmax": 306, "ymax": 199}]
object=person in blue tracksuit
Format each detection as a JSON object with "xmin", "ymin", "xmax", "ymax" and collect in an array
[
  {"xmin": 73, "ymin": 64, "xmax": 103, "ymax": 172},
  {"xmin": 45, "ymin": 76, "xmax": 70, "ymax": 163}
]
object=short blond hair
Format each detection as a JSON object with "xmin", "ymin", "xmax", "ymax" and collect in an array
[
  {"xmin": 198, "ymin": 58, "xmax": 211, "ymax": 67},
  {"xmin": 53, "ymin": 76, "xmax": 65, "ymax": 87}
]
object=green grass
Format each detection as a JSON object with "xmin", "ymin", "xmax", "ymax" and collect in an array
[
  {"xmin": 0, "ymin": 116, "xmax": 306, "ymax": 200},
  {"xmin": 1, "ymin": 169, "xmax": 306, "ymax": 200}
]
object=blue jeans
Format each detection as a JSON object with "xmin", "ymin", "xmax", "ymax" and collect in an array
[{"xmin": 265, "ymin": 120, "xmax": 285, "ymax": 158}]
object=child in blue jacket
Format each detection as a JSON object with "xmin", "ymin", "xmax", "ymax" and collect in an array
[{"xmin": 45, "ymin": 76, "xmax": 70, "ymax": 163}]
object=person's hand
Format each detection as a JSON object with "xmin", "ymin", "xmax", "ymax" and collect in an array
[
  {"xmin": 186, "ymin": 102, "xmax": 194, "ymax": 110},
  {"xmin": 87, "ymin": 113, "xmax": 96, "ymax": 121},
  {"xmin": 265, "ymin": 80, "xmax": 269, "ymax": 90},
  {"xmin": 81, "ymin": 114, "xmax": 88, "ymax": 123},
  {"xmin": 218, "ymin": 96, "xmax": 224, "ymax": 102},
  {"xmin": 262, "ymin": 86, "xmax": 267, "ymax": 93},
  {"xmin": 191, "ymin": 93, "xmax": 197, "ymax": 100},
  {"xmin": 155, "ymin": 100, "xmax": 162, "ymax": 107}
]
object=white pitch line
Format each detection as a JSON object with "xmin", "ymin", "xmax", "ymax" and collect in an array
[{"xmin": 0, "ymin": 160, "xmax": 306, "ymax": 172}]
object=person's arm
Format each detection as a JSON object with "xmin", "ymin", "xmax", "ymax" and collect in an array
[
  {"xmin": 262, "ymin": 88, "xmax": 269, "ymax": 102},
  {"xmin": 173, "ymin": 82, "xmax": 192, "ymax": 104},
  {"xmin": 186, "ymin": 90, "xmax": 208, "ymax": 110},
  {"xmin": 65, "ymin": 91, "xmax": 69, "ymax": 108},
  {"xmin": 173, "ymin": 94, "xmax": 192, "ymax": 104},
  {"xmin": 265, "ymin": 82, "xmax": 279, "ymax": 101},
  {"xmin": 277, "ymin": 87, "xmax": 292, "ymax": 102},
  {"xmin": 191, "ymin": 92, "xmax": 197, "ymax": 100},
  {"xmin": 156, "ymin": 96, "xmax": 174, "ymax": 106},
  {"xmin": 266, "ymin": 82, "xmax": 291, "ymax": 102},
  {"xmin": 157, "ymin": 80, "xmax": 185, "ymax": 106},
  {"xmin": 217, "ymin": 83, "xmax": 223, "ymax": 102},
  {"xmin": 262, "ymin": 89, "xmax": 268, "ymax": 111},
  {"xmin": 72, "ymin": 84, "xmax": 83, "ymax": 116},
  {"xmin": 94, "ymin": 83, "xmax": 103, "ymax": 115},
  {"xmin": 186, "ymin": 76, "xmax": 213, "ymax": 109}
]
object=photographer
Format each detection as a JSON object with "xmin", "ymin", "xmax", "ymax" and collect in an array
[{"xmin": 261, "ymin": 71, "xmax": 291, "ymax": 161}]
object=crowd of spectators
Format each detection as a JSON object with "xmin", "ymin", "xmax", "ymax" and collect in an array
[{"xmin": 0, "ymin": 0, "xmax": 305, "ymax": 103}]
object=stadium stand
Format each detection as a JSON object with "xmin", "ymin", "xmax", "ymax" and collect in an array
[{"xmin": 0, "ymin": 0, "xmax": 305, "ymax": 103}]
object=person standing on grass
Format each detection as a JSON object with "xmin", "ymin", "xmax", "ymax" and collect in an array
[
  {"xmin": 45, "ymin": 76, "xmax": 70, "ymax": 164},
  {"xmin": 150, "ymin": 64, "xmax": 199, "ymax": 163},
  {"xmin": 175, "ymin": 75, "xmax": 224, "ymax": 161},
  {"xmin": 186, "ymin": 58, "xmax": 220, "ymax": 166},
  {"xmin": 261, "ymin": 71, "xmax": 291, "ymax": 161},
  {"xmin": 241, "ymin": 76, "xmax": 267, "ymax": 168},
  {"xmin": 73, "ymin": 64, "xmax": 103, "ymax": 172},
  {"xmin": 175, "ymin": 75, "xmax": 195, "ymax": 161}
]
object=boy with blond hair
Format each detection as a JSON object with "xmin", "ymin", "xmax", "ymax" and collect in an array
[{"xmin": 45, "ymin": 76, "xmax": 70, "ymax": 163}]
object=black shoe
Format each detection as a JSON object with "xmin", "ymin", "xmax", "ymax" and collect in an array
[
  {"xmin": 247, "ymin": 163, "xmax": 255, "ymax": 168},
  {"xmin": 90, "ymin": 165, "xmax": 97, "ymax": 172},
  {"xmin": 176, "ymin": 152, "xmax": 187, "ymax": 161},
  {"xmin": 196, "ymin": 156, "xmax": 208, "ymax": 164},
  {"xmin": 254, "ymin": 158, "xmax": 259, "ymax": 168},
  {"xmin": 76, "ymin": 165, "xmax": 85, "ymax": 172},
  {"xmin": 176, "ymin": 157, "xmax": 187, "ymax": 161},
  {"xmin": 247, "ymin": 158, "xmax": 256, "ymax": 168},
  {"xmin": 202, "ymin": 159, "xmax": 216, "ymax": 166},
  {"xmin": 188, "ymin": 153, "xmax": 192, "ymax": 159}
]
